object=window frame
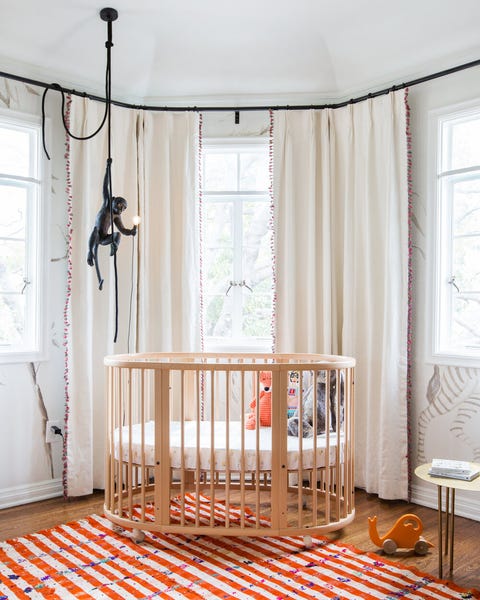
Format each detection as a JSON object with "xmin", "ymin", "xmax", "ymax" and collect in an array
[
  {"xmin": 0, "ymin": 108, "xmax": 49, "ymax": 364},
  {"xmin": 201, "ymin": 137, "xmax": 273, "ymax": 353},
  {"xmin": 428, "ymin": 100, "xmax": 480, "ymax": 366}
]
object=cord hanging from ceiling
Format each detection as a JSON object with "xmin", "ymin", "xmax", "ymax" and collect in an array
[{"xmin": 42, "ymin": 7, "xmax": 137, "ymax": 344}]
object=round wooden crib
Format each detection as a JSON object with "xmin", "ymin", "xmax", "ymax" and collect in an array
[{"xmin": 104, "ymin": 352, "xmax": 355, "ymax": 541}]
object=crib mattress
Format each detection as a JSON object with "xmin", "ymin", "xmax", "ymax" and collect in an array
[{"xmin": 114, "ymin": 421, "xmax": 344, "ymax": 472}]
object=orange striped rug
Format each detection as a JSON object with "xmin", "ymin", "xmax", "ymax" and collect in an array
[{"xmin": 0, "ymin": 495, "xmax": 478, "ymax": 599}]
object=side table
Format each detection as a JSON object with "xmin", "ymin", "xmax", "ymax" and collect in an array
[{"xmin": 415, "ymin": 462, "xmax": 480, "ymax": 578}]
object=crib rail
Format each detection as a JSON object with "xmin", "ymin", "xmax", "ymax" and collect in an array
[{"xmin": 104, "ymin": 353, "xmax": 355, "ymax": 537}]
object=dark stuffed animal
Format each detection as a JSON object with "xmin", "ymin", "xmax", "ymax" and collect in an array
[{"xmin": 287, "ymin": 370, "xmax": 343, "ymax": 438}]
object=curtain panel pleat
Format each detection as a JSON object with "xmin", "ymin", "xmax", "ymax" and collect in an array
[
  {"xmin": 137, "ymin": 111, "xmax": 200, "ymax": 353},
  {"xmin": 66, "ymin": 99, "xmax": 199, "ymax": 496},
  {"xmin": 272, "ymin": 91, "xmax": 409, "ymax": 499}
]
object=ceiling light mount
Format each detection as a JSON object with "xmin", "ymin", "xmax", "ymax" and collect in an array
[{"xmin": 100, "ymin": 7, "xmax": 118, "ymax": 22}]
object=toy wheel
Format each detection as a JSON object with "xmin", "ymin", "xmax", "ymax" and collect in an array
[
  {"xmin": 132, "ymin": 528, "xmax": 145, "ymax": 543},
  {"xmin": 383, "ymin": 539, "xmax": 397, "ymax": 555},
  {"xmin": 414, "ymin": 539, "xmax": 429, "ymax": 556}
]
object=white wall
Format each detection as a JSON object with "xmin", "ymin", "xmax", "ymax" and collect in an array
[
  {"xmin": 0, "ymin": 80, "xmax": 68, "ymax": 507},
  {"xmin": 409, "ymin": 66, "xmax": 480, "ymax": 520}
]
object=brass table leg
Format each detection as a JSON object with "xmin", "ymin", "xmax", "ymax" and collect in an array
[
  {"xmin": 438, "ymin": 485, "xmax": 456, "ymax": 579},
  {"xmin": 445, "ymin": 487, "xmax": 450, "ymax": 556},
  {"xmin": 438, "ymin": 485, "xmax": 443, "ymax": 578},
  {"xmin": 449, "ymin": 489, "xmax": 455, "ymax": 575}
]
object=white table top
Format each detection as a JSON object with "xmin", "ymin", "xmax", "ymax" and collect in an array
[{"xmin": 415, "ymin": 463, "xmax": 480, "ymax": 492}]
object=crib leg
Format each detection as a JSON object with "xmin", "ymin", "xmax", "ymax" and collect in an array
[{"xmin": 132, "ymin": 528, "xmax": 145, "ymax": 544}]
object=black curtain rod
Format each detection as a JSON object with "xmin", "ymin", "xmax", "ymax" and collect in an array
[{"xmin": 2, "ymin": 57, "xmax": 480, "ymax": 112}]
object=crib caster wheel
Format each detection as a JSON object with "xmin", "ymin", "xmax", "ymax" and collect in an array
[
  {"xmin": 382, "ymin": 539, "xmax": 397, "ymax": 555},
  {"xmin": 414, "ymin": 538, "xmax": 429, "ymax": 556},
  {"xmin": 132, "ymin": 528, "xmax": 145, "ymax": 543},
  {"xmin": 303, "ymin": 535, "xmax": 313, "ymax": 548}
]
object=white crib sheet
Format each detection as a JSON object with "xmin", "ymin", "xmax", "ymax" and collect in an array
[{"xmin": 114, "ymin": 421, "xmax": 344, "ymax": 472}]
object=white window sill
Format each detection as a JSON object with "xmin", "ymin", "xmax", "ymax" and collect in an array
[
  {"xmin": 0, "ymin": 349, "xmax": 48, "ymax": 365},
  {"xmin": 427, "ymin": 351, "xmax": 480, "ymax": 368}
]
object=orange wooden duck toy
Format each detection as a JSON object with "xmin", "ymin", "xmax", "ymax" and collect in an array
[{"xmin": 368, "ymin": 514, "xmax": 434, "ymax": 555}]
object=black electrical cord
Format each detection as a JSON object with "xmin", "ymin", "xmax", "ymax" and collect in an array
[
  {"xmin": 41, "ymin": 55, "xmax": 110, "ymax": 159},
  {"xmin": 127, "ymin": 232, "xmax": 136, "ymax": 353},
  {"xmin": 41, "ymin": 8, "xmax": 121, "ymax": 343},
  {"xmin": 102, "ymin": 14, "xmax": 120, "ymax": 343}
]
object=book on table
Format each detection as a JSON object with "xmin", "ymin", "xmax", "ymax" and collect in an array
[{"xmin": 429, "ymin": 459, "xmax": 480, "ymax": 481}]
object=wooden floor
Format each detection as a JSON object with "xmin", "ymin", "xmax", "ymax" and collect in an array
[{"xmin": 0, "ymin": 488, "xmax": 479, "ymax": 592}]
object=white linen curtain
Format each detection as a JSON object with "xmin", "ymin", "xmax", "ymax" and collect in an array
[
  {"xmin": 273, "ymin": 91, "xmax": 409, "ymax": 499},
  {"xmin": 67, "ymin": 99, "xmax": 199, "ymax": 495},
  {"xmin": 137, "ymin": 112, "xmax": 200, "ymax": 352}
]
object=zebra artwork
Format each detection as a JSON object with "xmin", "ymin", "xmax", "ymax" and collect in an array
[{"xmin": 418, "ymin": 364, "xmax": 480, "ymax": 464}]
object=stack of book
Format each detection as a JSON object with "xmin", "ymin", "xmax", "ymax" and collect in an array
[{"xmin": 429, "ymin": 459, "xmax": 480, "ymax": 481}]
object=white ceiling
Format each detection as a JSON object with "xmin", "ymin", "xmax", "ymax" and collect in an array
[{"xmin": 1, "ymin": 0, "xmax": 480, "ymax": 106}]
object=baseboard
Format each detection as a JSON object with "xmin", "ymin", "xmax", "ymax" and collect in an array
[
  {"xmin": 411, "ymin": 482, "xmax": 480, "ymax": 522},
  {"xmin": 0, "ymin": 479, "xmax": 63, "ymax": 510}
]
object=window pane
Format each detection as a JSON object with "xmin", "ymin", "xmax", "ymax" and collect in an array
[
  {"xmin": 449, "ymin": 179, "xmax": 480, "ymax": 350},
  {"xmin": 205, "ymin": 247, "xmax": 233, "ymax": 291},
  {"xmin": 0, "ymin": 239, "xmax": 26, "ymax": 292},
  {"xmin": 452, "ymin": 178, "xmax": 480, "ymax": 237},
  {"xmin": 242, "ymin": 292, "xmax": 271, "ymax": 337},
  {"xmin": 202, "ymin": 141, "xmax": 272, "ymax": 348},
  {"xmin": 205, "ymin": 202, "xmax": 232, "ymax": 247},
  {"xmin": 204, "ymin": 153, "xmax": 237, "ymax": 191},
  {"xmin": 0, "ymin": 185, "xmax": 26, "ymax": 238},
  {"xmin": 0, "ymin": 293, "xmax": 25, "ymax": 345},
  {"xmin": 205, "ymin": 294, "xmax": 232, "ymax": 338},
  {"xmin": 241, "ymin": 201, "xmax": 272, "ymax": 337},
  {"xmin": 443, "ymin": 117, "xmax": 480, "ymax": 171},
  {"xmin": 453, "ymin": 235, "xmax": 480, "ymax": 289},
  {"xmin": 451, "ymin": 287, "xmax": 480, "ymax": 350},
  {"xmin": 242, "ymin": 201, "xmax": 271, "ymax": 284},
  {"xmin": 0, "ymin": 113, "xmax": 42, "ymax": 359},
  {"xmin": 0, "ymin": 126, "xmax": 31, "ymax": 177},
  {"xmin": 239, "ymin": 152, "xmax": 269, "ymax": 191}
]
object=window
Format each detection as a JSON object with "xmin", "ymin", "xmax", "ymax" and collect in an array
[
  {"xmin": 202, "ymin": 139, "xmax": 273, "ymax": 351},
  {"xmin": 432, "ymin": 104, "xmax": 480, "ymax": 360},
  {"xmin": 0, "ymin": 110, "xmax": 47, "ymax": 362}
]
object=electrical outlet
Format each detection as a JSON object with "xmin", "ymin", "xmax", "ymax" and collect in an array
[{"xmin": 46, "ymin": 420, "xmax": 63, "ymax": 443}]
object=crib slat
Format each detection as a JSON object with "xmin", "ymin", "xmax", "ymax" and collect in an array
[
  {"xmin": 105, "ymin": 364, "xmax": 114, "ymax": 511},
  {"xmin": 270, "ymin": 368, "xmax": 288, "ymax": 531},
  {"xmin": 225, "ymin": 370, "xmax": 230, "ymax": 528},
  {"xmin": 127, "ymin": 369, "xmax": 134, "ymax": 519},
  {"xmin": 140, "ymin": 369, "xmax": 146, "ymax": 522},
  {"xmin": 325, "ymin": 370, "xmax": 331, "ymax": 524},
  {"xmin": 209, "ymin": 371, "xmax": 215, "ymax": 527},
  {"xmin": 195, "ymin": 369, "xmax": 202, "ymax": 529},
  {"xmin": 116, "ymin": 367, "xmax": 124, "ymax": 521},
  {"xmin": 240, "ymin": 369, "xmax": 246, "ymax": 529},
  {"xmin": 154, "ymin": 368, "xmax": 171, "ymax": 526}
]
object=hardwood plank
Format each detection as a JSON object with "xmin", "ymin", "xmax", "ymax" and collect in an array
[{"xmin": 0, "ymin": 489, "xmax": 478, "ymax": 591}]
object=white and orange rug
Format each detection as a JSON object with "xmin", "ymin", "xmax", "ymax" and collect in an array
[{"xmin": 0, "ymin": 496, "xmax": 478, "ymax": 599}]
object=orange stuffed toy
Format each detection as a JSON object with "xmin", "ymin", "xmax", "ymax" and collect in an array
[{"xmin": 246, "ymin": 371, "xmax": 272, "ymax": 429}]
